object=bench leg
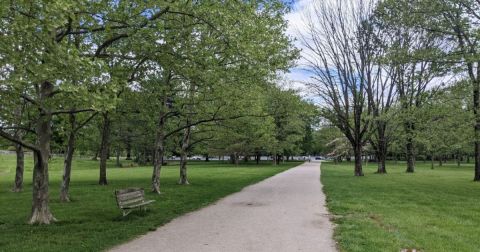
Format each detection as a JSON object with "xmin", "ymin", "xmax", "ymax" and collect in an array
[{"xmin": 123, "ymin": 210, "xmax": 132, "ymax": 217}]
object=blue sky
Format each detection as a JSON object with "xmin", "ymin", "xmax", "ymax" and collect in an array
[{"xmin": 283, "ymin": 0, "xmax": 313, "ymax": 96}]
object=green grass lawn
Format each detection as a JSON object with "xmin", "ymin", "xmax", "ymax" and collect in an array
[
  {"xmin": 0, "ymin": 154, "xmax": 300, "ymax": 251},
  {"xmin": 321, "ymin": 161, "xmax": 480, "ymax": 252}
]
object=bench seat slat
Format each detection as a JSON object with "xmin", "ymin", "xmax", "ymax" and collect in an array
[
  {"xmin": 117, "ymin": 191, "xmax": 144, "ymax": 201},
  {"xmin": 120, "ymin": 200, "xmax": 155, "ymax": 209},
  {"xmin": 119, "ymin": 198, "xmax": 144, "ymax": 207}
]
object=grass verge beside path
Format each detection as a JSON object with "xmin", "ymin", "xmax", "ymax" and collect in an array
[
  {"xmin": 0, "ymin": 154, "xmax": 300, "ymax": 251},
  {"xmin": 321, "ymin": 161, "xmax": 480, "ymax": 252}
]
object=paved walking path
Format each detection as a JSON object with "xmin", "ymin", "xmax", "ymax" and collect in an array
[{"xmin": 110, "ymin": 161, "xmax": 337, "ymax": 252}]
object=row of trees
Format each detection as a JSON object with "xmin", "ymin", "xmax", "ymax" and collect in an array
[
  {"xmin": 314, "ymin": 82, "xmax": 472, "ymax": 167},
  {"xmin": 0, "ymin": 1, "xmax": 314, "ymax": 224},
  {"xmin": 301, "ymin": 0, "xmax": 480, "ymax": 179}
]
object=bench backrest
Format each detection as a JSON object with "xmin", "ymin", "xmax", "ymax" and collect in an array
[{"xmin": 115, "ymin": 188, "xmax": 145, "ymax": 208}]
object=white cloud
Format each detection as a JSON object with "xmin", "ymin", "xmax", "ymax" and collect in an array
[{"xmin": 284, "ymin": 0, "xmax": 314, "ymax": 96}]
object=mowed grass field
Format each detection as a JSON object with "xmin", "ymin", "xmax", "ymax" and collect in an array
[
  {"xmin": 0, "ymin": 153, "xmax": 300, "ymax": 251},
  {"xmin": 321, "ymin": 161, "xmax": 480, "ymax": 252}
]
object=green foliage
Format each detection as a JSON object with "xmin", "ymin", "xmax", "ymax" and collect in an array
[{"xmin": 415, "ymin": 82, "xmax": 474, "ymax": 158}]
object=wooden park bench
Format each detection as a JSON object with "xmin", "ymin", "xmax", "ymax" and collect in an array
[{"xmin": 115, "ymin": 188, "xmax": 155, "ymax": 217}]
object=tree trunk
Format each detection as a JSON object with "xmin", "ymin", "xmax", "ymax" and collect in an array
[
  {"xmin": 12, "ymin": 104, "xmax": 25, "ymax": 192},
  {"xmin": 439, "ymin": 157, "xmax": 443, "ymax": 166},
  {"xmin": 115, "ymin": 149, "xmax": 121, "ymax": 167},
  {"xmin": 30, "ymin": 82, "xmax": 56, "ymax": 224},
  {"xmin": 99, "ymin": 113, "xmax": 110, "ymax": 185},
  {"xmin": 12, "ymin": 144, "xmax": 24, "ymax": 192},
  {"xmin": 376, "ymin": 151, "xmax": 386, "ymax": 174},
  {"xmin": 152, "ymin": 127, "xmax": 165, "ymax": 194},
  {"xmin": 374, "ymin": 122, "xmax": 388, "ymax": 174},
  {"xmin": 60, "ymin": 115, "xmax": 76, "ymax": 202},
  {"xmin": 256, "ymin": 153, "xmax": 260, "ymax": 164},
  {"xmin": 473, "ymin": 76, "xmax": 480, "ymax": 181},
  {"xmin": 178, "ymin": 127, "xmax": 191, "ymax": 185},
  {"xmin": 205, "ymin": 154, "xmax": 209, "ymax": 162},
  {"xmin": 354, "ymin": 143, "xmax": 364, "ymax": 176},
  {"xmin": 431, "ymin": 154, "xmax": 435, "ymax": 169},
  {"xmin": 91, "ymin": 148, "xmax": 99, "ymax": 160},
  {"xmin": 475, "ymin": 140, "xmax": 480, "ymax": 181},
  {"xmin": 178, "ymin": 153, "xmax": 189, "ymax": 185},
  {"xmin": 152, "ymin": 92, "xmax": 168, "ymax": 194},
  {"xmin": 126, "ymin": 140, "xmax": 132, "ymax": 160},
  {"xmin": 405, "ymin": 130, "xmax": 415, "ymax": 173},
  {"xmin": 235, "ymin": 152, "xmax": 240, "ymax": 166}
]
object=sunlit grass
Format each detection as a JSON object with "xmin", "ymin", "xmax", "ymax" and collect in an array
[
  {"xmin": 0, "ymin": 154, "xmax": 300, "ymax": 251},
  {"xmin": 321, "ymin": 161, "xmax": 480, "ymax": 252}
]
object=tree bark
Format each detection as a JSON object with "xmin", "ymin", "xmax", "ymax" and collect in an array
[
  {"xmin": 376, "ymin": 150, "xmax": 386, "ymax": 174},
  {"xmin": 431, "ymin": 154, "xmax": 435, "ymax": 169},
  {"xmin": 60, "ymin": 114, "xmax": 76, "ymax": 202},
  {"xmin": 152, "ymin": 128, "xmax": 165, "ymax": 193},
  {"xmin": 475, "ymin": 140, "xmax": 480, "ymax": 181},
  {"xmin": 12, "ymin": 143, "xmax": 24, "ymax": 192},
  {"xmin": 29, "ymin": 81, "xmax": 56, "ymax": 224},
  {"xmin": 115, "ymin": 149, "xmax": 121, "ymax": 167},
  {"xmin": 126, "ymin": 139, "xmax": 132, "ymax": 160},
  {"xmin": 405, "ymin": 122, "xmax": 415, "ymax": 173},
  {"xmin": 474, "ymin": 86, "xmax": 480, "ymax": 181},
  {"xmin": 99, "ymin": 113, "xmax": 110, "ymax": 185},
  {"xmin": 152, "ymin": 93, "xmax": 168, "ymax": 194},
  {"xmin": 354, "ymin": 143, "xmax": 364, "ymax": 176},
  {"xmin": 278, "ymin": 154, "xmax": 282, "ymax": 164},
  {"xmin": 178, "ymin": 127, "xmax": 191, "ymax": 185},
  {"xmin": 235, "ymin": 152, "xmax": 240, "ymax": 166},
  {"xmin": 373, "ymin": 120, "xmax": 388, "ymax": 174}
]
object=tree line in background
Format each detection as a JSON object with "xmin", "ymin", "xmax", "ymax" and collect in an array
[
  {"xmin": 301, "ymin": 0, "xmax": 480, "ymax": 179},
  {"xmin": 0, "ymin": 1, "xmax": 319, "ymax": 224}
]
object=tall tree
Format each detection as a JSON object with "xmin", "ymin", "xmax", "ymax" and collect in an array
[
  {"xmin": 377, "ymin": 0, "xmax": 462, "ymax": 173},
  {"xmin": 60, "ymin": 111, "xmax": 97, "ymax": 202},
  {"xmin": 0, "ymin": 1, "xmax": 111, "ymax": 224},
  {"xmin": 300, "ymin": 0, "xmax": 377, "ymax": 176}
]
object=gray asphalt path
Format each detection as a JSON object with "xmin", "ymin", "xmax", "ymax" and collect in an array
[{"xmin": 110, "ymin": 161, "xmax": 337, "ymax": 252}]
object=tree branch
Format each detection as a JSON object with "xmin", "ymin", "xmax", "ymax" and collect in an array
[
  {"xmin": 0, "ymin": 128, "xmax": 39, "ymax": 152},
  {"xmin": 51, "ymin": 109, "xmax": 95, "ymax": 116}
]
